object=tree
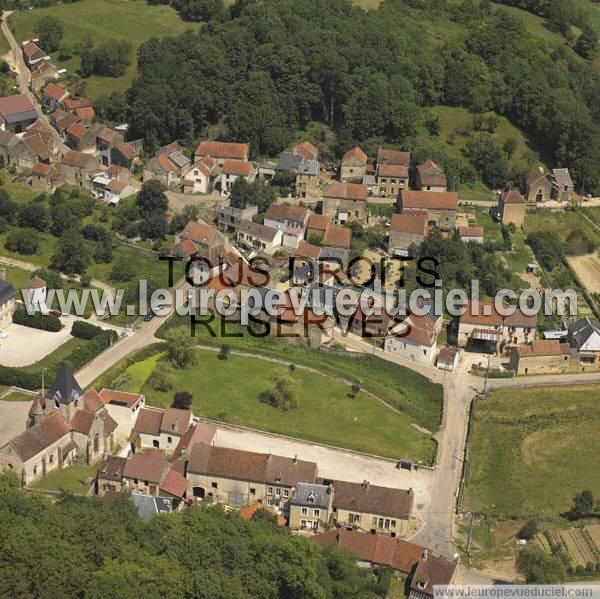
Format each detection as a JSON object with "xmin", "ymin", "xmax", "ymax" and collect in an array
[
  {"xmin": 169, "ymin": 204, "xmax": 199, "ymax": 234},
  {"xmin": 172, "ymin": 390, "xmax": 193, "ymax": 410},
  {"xmin": 81, "ymin": 40, "xmax": 132, "ymax": 78},
  {"xmin": 165, "ymin": 327, "xmax": 197, "ymax": 368},
  {"xmin": 18, "ymin": 202, "xmax": 50, "ymax": 232},
  {"xmin": 0, "ymin": 190, "xmax": 17, "ymax": 224},
  {"xmin": 467, "ymin": 133, "xmax": 508, "ymax": 188},
  {"xmin": 34, "ymin": 16, "xmax": 64, "ymax": 52},
  {"xmin": 50, "ymin": 233, "xmax": 91, "ymax": 277},
  {"xmin": 50, "ymin": 204, "xmax": 75, "ymax": 237},
  {"xmin": 110, "ymin": 257, "xmax": 136, "ymax": 282},
  {"xmin": 503, "ymin": 137, "xmax": 518, "ymax": 159},
  {"xmin": 516, "ymin": 547, "xmax": 566, "ymax": 584},
  {"xmin": 147, "ymin": 366, "xmax": 174, "ymax": 392},
  {"xmin": 260, "ymin": 374, "xmax": 299, "ymax": 411},
  {"xmin": 218, "ymin": 345, "xmax": 230, "ymax": 360},
  {"xmin": 517, "ymin": 520, "xmax": 538, "ymax": 540},
  {"xmin": 136, "ymin": 180, "xmax": 168, "ymax": 217},
  {"xmin": 569, "ymin": 490, "xmax": 595, "ymax": 520},
  {"xmin": 5, "ymin": 229, "xmax": 39, "ymax": 255},
  {"xmin": 574, "ymin": 23, "xmax": 599, "ymax": 60},
  {"xmin": 139, "ymin": 212, "xmax": 168, "ymax": 240}
]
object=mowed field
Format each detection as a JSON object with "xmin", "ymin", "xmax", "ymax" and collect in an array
[
  {"xmin": 567, "ymin": 253, "xmax": 600, "ymax": 294},
  {"xmin": 464, "ymin": 384, "xmax": 600, "ymax": 518},
  {"xmin": 9, "ymin": 0, "xmax": 200, "ymax": 98},
  {"xmin": 110, "ymin": 349, "xmax": 437, "ymax": 462}
]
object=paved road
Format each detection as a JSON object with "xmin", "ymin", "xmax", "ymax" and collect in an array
[
  {"xmin": 1, "ymin": 12, "xmax": 67, "ymax": 152},
  {"xmin": 0, "ymin": 400, "xmax": 30, "ymax": 447}
]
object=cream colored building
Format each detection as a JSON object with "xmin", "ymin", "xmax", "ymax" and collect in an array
[
  {"xmin": 340, "ymin": 146, "xmax": 368, "ymax": 181},
  {"xmin": 498, "ymin": 188, "xmax": 526, "ymax": 228},
  {"xmin": 0, "ymin": 277, "xmax": 16, "ymax": 330},
  {"xmin": 330, "ymin": 480, "xmax": 414, "ymax": 538},
  {"xmin": 289, "ymin": 482, "xmax": 334, "ymax": 532}
]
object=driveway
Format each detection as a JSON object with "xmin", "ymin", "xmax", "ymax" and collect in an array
[{"xmin": 0, "ymin": 400, "xmax": 30, "ymax": 447}]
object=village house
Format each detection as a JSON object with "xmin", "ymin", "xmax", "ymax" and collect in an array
[
  {"xmin": 30, "ymin": 162, "xmax": 63, "ymax": 192},
  {"xmin": 217, "ymin": 198, "xmax": 258, "ymax": 234},
  {"xmin": 377, "ymin": 147, "xmax": 411, "ymax": 169},
  {"xmin": 306, "ymin": 213, "xmax": 330, "ymax": 242},
  {"xmin": 416, "ymin": 160, "xmax": 447, "ymax": 192},
  {"xmin": 91, "ymin": 175, "xmax": 136, "ymax": 205},
  {"xmin": 176, "ymin": 220, "xmax": 224, "ymax": 261},
  {"xmin": 376, "ymin": 162, "xmax": 408, "ymax": 199},
  {"xmin": 64, "ymin": 96, "xmax": 93, "ymax": 112},
  {"xmin": 409, "ymin": 551, "xmax": 458, "ymax": 599},
  {"xmin": 73, "ymin": 106, "xmax": 95, "ymax": 127},
  {"xmin": 183, "ymin": 155, "xmax": 218, "ymax": 194},
  {"xmin": 497, "ymin": 188, "xmax": 526, "ymax": 227},
  {"xmin": 552, "ymin": 168, "xmax": 574, "ymax": 202},
  {"xmin": 456, "ymin": 301, "xmax": 537, "ymax": 353},
  {"xmin": 0, "ymin": 130, "xmax": 18, "ymax": 165},
  {"xmin": 567, "ymin": 317, "xmax": 600, "ymax": 367},
  {"xmin": 385, "ymin": 313, "xmax": 442, "ymax": 365},
  {"xmin": 293, "ymin": 140, "xmax": 318, "ymax": 162},
  {"xmin": 340, "ymin": 146, "xmax": 368, "ymax": 181},
  {"xmin": 330, "ymin": 479, "xmax": 414, "ymax": 538},
  {"xmin": 296, "ymin": 159, "xmax": 320, "ymax": 199},
  {"xmin": 106, "ymin": 164, "xmax": 133, "ymax": 184},
  {"xmin": 237, "ymin": 219, "xmax": 283, "ymax": 254},
  {"xmin": 509, "ymin": 339, "xmax": 576, "ymax": 376},
  {"xmin": 95, "ymin": 126, "xmax": 124, "ymax": 165},
  {"xmin": 220, "ymin": 159, "xmax": 254, "ymax": 195},
  {"xmin": 322, "ymin": 224, "xmax": 351, "ymax": 250},
  {"xmin": 0, "ymin": 274, "xmax": 16, "ymax": 331},
  {"xmin": 185, "ymin": 444, "xmax": 317, "ymax": 512},
  {"xmin": 53, "ymin": 112, "xmax": 80, "ymax": 138},
  {"xmin": 264, "ymin": 204, "xmax": 310, "ymax": 248},
  {"xmin": 436, "ymin": 346, "xmax": 460, "ymax": 372},
  {"xmin": 398, "ymin": 190, "xmax": 458, "ymax": 231},
  {"xmin": 98, "ymin": 389, "xmax": 145, "ymax": 443},
  {"xmin": 42, "ymin": 82, "xmax": 69, "ymax": 111},
  {"xmin": 274, "ymin": 151, "xmax": 304, "ymax": 176},
  {"xmin": 289, "ymin": 482, "xmax": 334, "ymax": 532},
  {"xmin": 0, "ymin": 365, "xmax": 118, "ymax": 486},
  {"xmin": 66, "ymin": 122, "xmax": 97, "ymax": 153},
  {"xmin": 26, "ymin": 120, "xmax": 62, "ymax": 156},
  {"xmin": 0, "ymin": 94, "xmax": 37, "ymax": 133},
  {"xmin": 29, "ymin": 61, "xmax": 61, "ymax": 93},
  {"xmin": 22, "ymin": 40, "xmax": 48, "ymax": 69},
  {"xmin": 112, "ymin": 141, "xmax": 139, "ymax": 170},
  {"xmin": 129, "ymin": 406, "xmax": 194, "ymax": 454},
  {"xmin": 323, "ymin": 182, "xmax": 368, "ymax": 224},
  {"xmin": 61, "ymin": 150, "xmax": 102, "ymax": 191},
  {"xmin": 194, "ymin": 140, "xmax": 249, "ymax": 167},
  {"xmin": 457, "ymin": 226, "xmax": 484, "ymax": 244},
  {"xmin": 143, "ymin": 144, "xmax": 190, "ymax": 188},
  {"xmin": 11, "ymin": 133, "xmax": 53, "ymax": 170},
  {"xmin": 525, "ymin": 168, "xmax": 553, "ymax": 204},
  {"xmin": 388, "ymin": 212, "xmax": 427, "ymax": 256}
]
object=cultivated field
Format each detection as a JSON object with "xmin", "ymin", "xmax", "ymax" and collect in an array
[
  {"xmin": 568, "ymin": 253, "xmax": 600, "ymax": 294},
  {"xmin": 464, "ymin": 384, "xmax": 600, "ymax": 518},
  {"xmin": 538, "ymin": 526, "xmax": 600, "ymax": 569},
  {"xmin": 108, "ymin": 348, "xmax": 438, "ymax": 462}
]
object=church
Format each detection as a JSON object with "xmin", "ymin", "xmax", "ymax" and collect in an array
[{"xmin": 0, "ymin": 364, "xmax": 118, "ymax": 486}]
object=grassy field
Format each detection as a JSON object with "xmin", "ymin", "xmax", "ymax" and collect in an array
[
  {"xmin": 32, "ymin": 463, "xmax": 96, "ymax": 493},
  {"xmin": 9, "ymin": 0, "xmax": 200, "ymax": 99},
  {"xmin": 110, "ymin": 348, "xmax": 437, "ymax": 462},
  {"xmin": 2, "ymin": 391, "xmax": 35, "ymax": 401},
  {"xmin": 21, "ymin": 337, "xmax": 90, "ymax": 374},
  {"xmin": 525, "ymin": 209, "xmax": 600, "ymax": 246},
  {"xmin": 464, "ymin": 384, "xmax": 600, "ymax": 518},
  {"xmin": 157, "ymin": 316, "xmax": 444, "ymax": 433}
]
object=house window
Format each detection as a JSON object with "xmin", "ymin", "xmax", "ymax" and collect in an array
[
  {"xmin": 267, "ymin": 487, "xmax": 273, "ymax": 495},
  {"xmin": 301, "ymin": 520, "xmax": 307, "ymax": 528},
  {"xmin": 167, "ymin": 436, "xmax": 172, "ymax": 444},
  {"xmin": 267, "ymin": 500, "xmax": 273, "ymax": 507},
  {"xmin": 49, "ymin": 455, "xmax": 54, "ymax": 464},
  {"xmin": 301, "ymin": 507, "xmax": 308, "ymax": 516},
  {"xmin": 391, "ymin": 520, "xmax": 396, "ymax": 527},
  {"xmin": 283, "ymin": 490, "xmax": 289, "ymax": 498},
  {"xmin": 276, "ymin": 488, "xmax": 281, "ymax": 496},
  {"xmin": 250, "ymin": 488, "xmax": 256, "ymax": 495},
  {"xmin": 211, "ymin": 482, "xmax": 218, "ymax": 489},
  {"xmin": 33, "ymin": 465, "xmax": 37, "ymax": 475},
  {"xmin": 314, "ymin": 509, "xmax": 320, "ymax": 517}
]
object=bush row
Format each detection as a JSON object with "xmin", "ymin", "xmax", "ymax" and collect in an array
[
  {"xmin": 12, "ymin": 307, "xmax": 62, "ymax": 332},
  {"xmin": 70, "ymin": 320, "xmax": 105, "ymax": 340}
]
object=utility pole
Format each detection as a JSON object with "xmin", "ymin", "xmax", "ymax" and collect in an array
[{"xmin": 483, "ymin": 355, "xmax": 491, "ymax": 395}]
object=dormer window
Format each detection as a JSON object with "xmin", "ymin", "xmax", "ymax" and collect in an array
[{"xmin": 307, "ymin": 492, "xmax": 315, "ymax": 503}]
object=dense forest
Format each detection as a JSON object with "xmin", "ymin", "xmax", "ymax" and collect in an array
[
  {"xmin": 0, "ymin": 473, "xmax": 390, "ymax": 598},
  {"xmin": 113, "ymin": 0, "xmax": 600, "ymax": 195}
]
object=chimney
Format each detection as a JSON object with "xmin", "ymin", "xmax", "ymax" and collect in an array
[
  {"xmin": 293, "ymin": 454, "xmax": 297, "ymax": 464},
  {"xmin": 422, "ymin": 550, "xmax": 428, "ymax": 560},
  {"xmin": 409, "ymin": 487, "xmax": 414, "ymax": 495},
  {"xmin": 362, "ymin": 480, "xmax": 369, "ymax": 490}
]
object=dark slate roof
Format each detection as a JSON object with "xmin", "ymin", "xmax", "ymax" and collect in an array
[
  {"xmin": 130, "ymin": 494, "xmax": 173, "ymax": 520},
  {"xmin": 291, "ymin": 482, "xmax": 331, "ymax": 509},
  {"xmin": 319, "ymin": 246, "xmax": 346, "ymax": 261},
  {"xmin": 298, "ymin": 159, "xmax": 319, "ymax": 176},
  {"xmin": 0, "ymin": 279, "xmax": 16, "ymax": 304},
  {"xmin": 275, "ymin": 151, "xmax": 304, "ymax": 172},
  {"xmin": 47, "ymin": 363, "xmax": 83, "ymax": 405}
]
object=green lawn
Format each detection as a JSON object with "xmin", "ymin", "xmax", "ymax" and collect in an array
[
  {"xmin": 32, "ymin": 463, "xmax": 97, "ymax": 494},
  {"xmin": 111, "ymin": 349, "xmax": 436, "ymax": 462},
  {"xmin": 525, "ymin": 209, "xmax": 600, "ymax": 246},
  {"xmin": 22, "ymin": 337, "xmax": 91, "ymax": 374},
  {"xmin": 464, "ymin": 384, "xmax": 600, "ymax": 518},
  {"xmin": 9, "ymin": 0, "xmax": 200, "ymax": 99},
  {"xmin": 157, "ymin": 316, "xmax": 444, "ymax": 434},
  {"xmin": 2, "ymin": 391, "xmax": 35, "ymax": 401}
]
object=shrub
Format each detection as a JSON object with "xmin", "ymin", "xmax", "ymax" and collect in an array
[
  {"xmin": 12, "ymin": 307, "xmax": 62, "ymax": 332},
  {"xmin": 172, "ymin": 390, "xmax": 193, "ymax": 410},
  {"xmin": 517, "ymin": 520, "xmax": 538, "ymax": 541},
  {"xmin": 147, "ymin": 365, "xmax": 174, "ymax": 392},
  {"xmin": 71, "ymin": 320, "xmax": 104, "ymax": 340},
  {"xmin": 218, "ymin": 345, "xmax": 231, "ymax": 360},
  {"xmin": 5, "ymin": 229, "xmax": 40, "ymax": 255},
  {"xmin": 260, "ymin": 374, "xmax": 299, "ymax": 411}
]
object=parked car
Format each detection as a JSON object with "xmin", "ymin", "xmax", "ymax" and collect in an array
[
  {"xmin": 143, "ymin": 310, "xmax": 155, "ymax": 322},
  {"xmin": 49, "ymin": 310, "xmax": 62, "ymax": 317}
]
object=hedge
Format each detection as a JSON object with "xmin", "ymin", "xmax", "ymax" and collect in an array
[
  {"xmin": 12, "ymin": 308, "xmax": 62, "ymax": 332},
  {"xmin": 0, "ymin": 330, "xmax": 119, "ymax": 391},
  {"xmin": 71, "ymin": 320, "xmax": 105, "ymax": 340}
]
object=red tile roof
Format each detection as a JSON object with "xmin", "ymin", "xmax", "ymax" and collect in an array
[
  {"xmin": 458, "ymin": 226, "xmax": 484, "ymax": 238},
  {"xmin": 133, "ymin": 408, "xmax": 163, "ymax": 436},
  {"xmin": 501, "ymin": 188, "xmax": 525, "ymax": 204},
  {"xmin": 324, "ymin": 182, "xmax": 367, "ymax": 202},
  {"xmin": 401, "ymin": 190, "xmax": 458, "ymax": 211},
  {"xmin": 526, "ymin": 169, "xmax": 547, "ymax": 186},
  {"xmin": 10, "ymin": 412, "xmax": 71, "ymax": 461},
  {"xmin": 307, "ymin": 213, "xmax": 330, "ymax": 232},
  {"xmin": 123, "ymin": 450, "xmax": 166, "ymax": 484},
  {"xmin": 43, "ymin": 82, "xmax": 68, "ymax": 103},
  {"xmin": 66, "ymin": 121, "xmax": 87, "ymax": 139},
  {"xmin": 180, "ymin": 220, "xmax": 218, "ymax": 245},
  {"xmin": 222, "ymin": 159, "xmax": 252, "ymax": 176},
  {"xmin": 296, "ymin": 241, "xmax": 322, "ymax": 260},
  {"xmin": 390, "ymin": 212, "xmax": 427, "ymax": 236},
  {"xmin": 0, "ymin": 94, "xmax": 35, "ymax": 117},
  {"xmin": 99, "ymin": 388, "xmax": 144, "ymax": 408},
  {"xmin": 62, "ymin": 149, "xmax": 94, "ymax": 169},
  {"xmin": 332, "ymin": 480, "xmax": 414, "ymax": 519},
  {"xmin": 159, "ymin": 468, "xmax": 188, "ymax": 499},
  {"xmin": 30, "ymin": 162, "xmax": 51, "ymax": 176},
  {"xmin": 195, "ymin": 140, "xmax": 248, "ymax": 160},
  {"xmin": 322, "ymin": 225, "xmax": 351, "ymax": 249},
  {"xmin": 377, "ymin": 163, "xmax": 408, "ymax": 178},
  {"xmin": 342, "ymin": 146, "xmax": 368, "ymax": 165},
  {"xmin": 238, "ymin": 503, "xmax": 286, "ymax": 526},
  {"xmin": 417, "ymin": 160, "xmax": 446, "ymax": 187},
  {"xmin": 410, "ymin": 553, "xmax": 457, "ymax": 596},
  {"xmin": 460, "ymin": 300, "xmax": 537, "ymax": 328},
  {"xmin": 515, "ymin": 339, "xmax": 571, "ymax": 357},
  {"xmin": 377, "ymin": 147, "xmax": 410, "ymax": 166},
  {"xmin": 293, "ymin": 140, "xmax": 318, "ymax": 161}
]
